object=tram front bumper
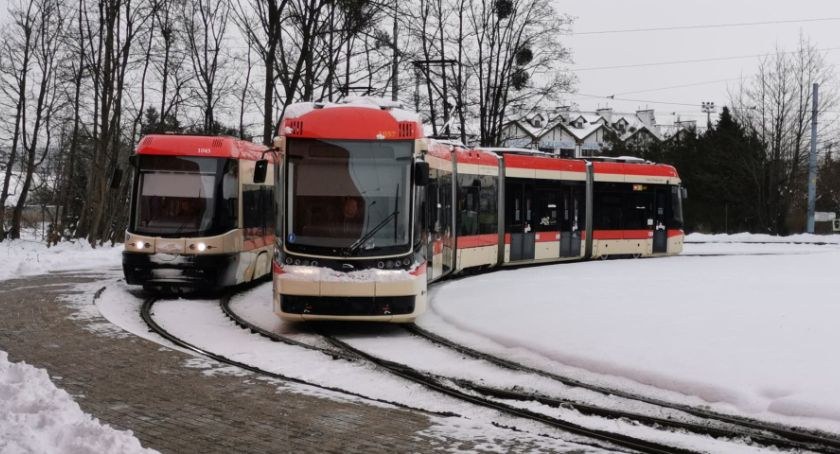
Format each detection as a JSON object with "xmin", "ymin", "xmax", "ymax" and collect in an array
[
  {"xmin": 272, "ymin": 264, "xmax": 427, "ymax": 322},
  {"xmin": 123, "ymin": 251, "xmax": 238, "ymax": 290}
]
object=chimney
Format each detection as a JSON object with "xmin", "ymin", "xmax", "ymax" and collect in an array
[
  {"xmin": 596, "ymin": 107, "xmax": 613, "ymax": 123},
  {"xmin": 636, "ymin": 109, "xmax": 656, "ymax": 127}
]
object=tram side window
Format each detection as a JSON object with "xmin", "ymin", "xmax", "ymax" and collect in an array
[
  {"xmin": 243, "ymin": 186, "xmax": 274, "ymax": 236},
  {"xmin": 560, "ymin": 184, "xmax": 584, "ymax": 232},
  {"xmin": 264, "ymin": 188, "xmax": 275, "ymax": 232},
  {"xmin": 593, "ymin": 188, "xmax": 623, "ymax": 229},
  {"xmin": 220, "ymin": 161, "xmax": 239, "ymax": 230},
  {"xmin": 439, "ymin": 172, "xmax": 453, "ymax": 238},
  {"xmin": 426, "ymin": 169, "xmax": 439, "ymax": 234},
  {"xmin": 624, "ymin": 191, "xmax": 653, "ymax": 230},
  {"xmin": 670, "ymin": 186, "xmax": 684, "ymax": 228},
  {"xmin": 458, "ymin": 175, "xmax": 480, "ymax": 236},
  {"xmin": 534, "ymin": 188, "xmax": 560, "ymax": 232},
  {"xmin": 478, "ymin": 175, "xmax": 497, "ymax": 234}
]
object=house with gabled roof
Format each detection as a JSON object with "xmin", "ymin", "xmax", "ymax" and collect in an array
[{"xmin": 499, "ymin": 106, "xmax": 695, "ymax": 157}]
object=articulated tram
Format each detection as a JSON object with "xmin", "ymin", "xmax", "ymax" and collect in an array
[
  {"xmin": 268, "ymin": 99, "xmax": 685, "ymax": 322},
  {"xmin": 123, "ymin": 135, "xmax": 275, "ymax": 291}
]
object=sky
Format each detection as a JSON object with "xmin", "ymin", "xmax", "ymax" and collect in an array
[{"xmin": 556, "ymin": 0, "xmax": 840, "ymax": 126}]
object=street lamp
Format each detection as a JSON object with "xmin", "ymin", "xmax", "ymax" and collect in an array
[{"xmin": 701, "ymin": 101, "xmax": 716, "ymax": 128}]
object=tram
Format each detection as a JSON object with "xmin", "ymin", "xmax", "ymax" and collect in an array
[
  {"xmin": 266, "ymin": 98, "xmax": 685, "ymax": 322},
  {"xmin": 123, "ymin": 134, "xmax": 275, "ymax": 291}
]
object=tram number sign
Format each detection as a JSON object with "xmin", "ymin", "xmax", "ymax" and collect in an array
[{"xmin": 814, "ymin": 212, "xmax": 836, "ymax": 222}]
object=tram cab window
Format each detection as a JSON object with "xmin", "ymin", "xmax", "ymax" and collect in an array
[{"xmin": 670, "ymin": 185, "xmax": 684, "ymax": 228}]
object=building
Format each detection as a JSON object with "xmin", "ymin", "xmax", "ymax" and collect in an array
[{"xmin": 500, "ymin": 107, "xmax": 698, "ymax": 157}]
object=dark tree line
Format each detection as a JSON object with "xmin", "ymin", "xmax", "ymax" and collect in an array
[{"xmin": 607, "ymin": 106, "xmax": 839, "ymax": 234}]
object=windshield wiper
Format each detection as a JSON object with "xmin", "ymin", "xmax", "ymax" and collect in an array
[
  {"xmin": 346, "ymin": 208, "xmax": 399, "ymax": 256},
  {"xmin": 346, "ymin": 183, "xmax": 401, "ymax": 256}
]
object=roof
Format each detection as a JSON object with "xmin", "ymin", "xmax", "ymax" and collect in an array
[
  {"xmin": 281, "ymin": 98, "xmax": 424, "ymax": 141},
  {"xmin": 135, "ymin": 135, "xmax": 270, "ymax": 161}
]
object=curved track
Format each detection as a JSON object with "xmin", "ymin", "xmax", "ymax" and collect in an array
[
  {"xmin": 139, "ymin": 297, "xmax": 454, "ymax": 417},
  {"xmin": 221, "ymin": 296, "xmax": 837, "ymax": 453},
  {"xmin": 405, "ymin": 324, "xmax": 840, "ymax": 453}
]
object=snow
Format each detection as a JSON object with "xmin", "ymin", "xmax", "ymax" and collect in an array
[
  {"xmin": 0, "ymin": 351, "xmax": 155, "ymax": 454},
  {"xmin": 94, "ymin": 286, "xmax": 598, "ymax": 451},
  {"xmin": 424, "ymin": 240, "xmax": 840, "ymax": 433},
  {"xmin": 282, "ymin": 96, "xmax": 421, "ymax": 123},
  {"xmin": 280, "ymin": 264, "xmax": 416, "ymax": 282},
  {"xmin": 0, "ymin": 234, "xmax": 122, "ymax": 281},
  {"xmin": 7, "ymin": 232, "xmax": 840, "ymax": 450},
  {"xmin": 687, "ymin": 232, "xmax": 840, "ymax": 244}
]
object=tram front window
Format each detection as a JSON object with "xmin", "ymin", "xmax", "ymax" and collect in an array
[
  {"xmin": 132, "ymin": 155, "xmax": 238, "ymax": 237},
  {"xmin": 285, "ymin": 139, "xmax": 412, "ymax": 257}
]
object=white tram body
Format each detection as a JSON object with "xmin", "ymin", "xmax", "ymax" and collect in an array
[
  {"xmin": 270, "ymin": 99, "xmax": 685, "ymax": 322},
  {"xmin": 123, "ymin": 135, "xmax": 276, "ymax": 291}
]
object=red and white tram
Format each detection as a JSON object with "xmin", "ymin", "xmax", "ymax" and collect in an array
[
  {"xmin": 268, "ymin": 99, "xmax": 684, "ymax": 322},
  {"xmin": 123, "ymin": 134, "xmax": 276, "ymax": 291}
]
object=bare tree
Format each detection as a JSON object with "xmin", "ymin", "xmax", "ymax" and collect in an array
[
  {"xmin": 8, "ymin": 0, "xmax": 66, "ymax": 239},
  {"xmin": 183, "ymin": 0, "xmax": 232, "ymax": 133},
  {"xmin": 232, "ymin": 0, "xmax": 288, "ymax": 145},
  {"xmin": 0, "ymin": 0, "xmax": 37, "ymax": 241},
  {"xmin": 731, "ymin": 36, "xmax": 838, "ymax": 233}
]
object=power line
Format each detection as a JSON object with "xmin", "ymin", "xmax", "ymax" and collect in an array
[
  {"xmin": 573, "ymin": 46, "xmax": 840, "ymax": 72},
  {"xmin": 566, "ymin": 92, "xmax": 701, "ymax": 107},
  {"xmin": 611, "ymin": 78, "xmax": 743, "ymax": 96},
  {"xmin": 573, "ymin": 17, "xmax": 840, "ymax": 36}
]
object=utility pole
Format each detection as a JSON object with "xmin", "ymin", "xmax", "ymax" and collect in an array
[
  {"xmin": 701, "ymin": 101, "xmax": 716, "ymax": 128},
  {"xmin": 806, "ymin": 83, "xmax": 819, "ymax": 234},
  {"xmin": 391, "ymin": 0, "xmax": 399, "ymax": 102}
]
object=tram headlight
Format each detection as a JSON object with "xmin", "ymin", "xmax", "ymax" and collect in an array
[
  {"xmin": 135, "ymin": 241, "xmax": 146, "ymax": 249},
  {"xmin": 403, "ymin": 258, "xmax": 411, "ymax": 266},
  {"xmin": 188, "ymin": 242, "xmax": 209, "ymax": 252}
]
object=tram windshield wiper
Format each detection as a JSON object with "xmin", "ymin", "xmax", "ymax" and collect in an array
[
  {"xmin": 346, "ymin": 208, "xmax": 400, "ymax": 256},
  {"xmin": 346, "ymin": 183, "xmax": 400, "ymax": 256}
]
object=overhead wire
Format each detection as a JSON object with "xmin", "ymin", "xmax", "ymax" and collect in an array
[
  {"xmin": 573, "ymin": 46, "xmax": 840, "ymax": 72},
  {"xmin": 573, "ymin": 17, "xmax": 840, "ymax": 36}
]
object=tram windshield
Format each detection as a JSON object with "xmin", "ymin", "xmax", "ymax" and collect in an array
[
  {"xmin": 131, "ymin": 155, "xmax": 238, "ymax": 237},
  {"xmin": 285, "ymin": 139, "xmax": 413, "ymax": 257}
]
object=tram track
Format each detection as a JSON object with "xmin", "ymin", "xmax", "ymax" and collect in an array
[
  {"xmin": 145, "ymin": 291, "xmax": 840, "ymax": 453},
  {"xmin": 139, "ymin": 296, "xmax": 455, "ymax": 418},
  {"xmin": 405, "ymin": 324, "xmax": 840, "ymax": 453},
  {"xmin": 219, "ymin": 296, "xmax": 834, "ymax": 453}
]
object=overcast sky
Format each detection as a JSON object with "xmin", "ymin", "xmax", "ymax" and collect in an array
[{"xmin": 556, "ymin": 0, "xmax": 840, "ymax": 125}]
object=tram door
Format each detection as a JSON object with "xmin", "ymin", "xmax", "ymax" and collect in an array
[
  {"xmin": 653, "ymin": 188, "xmax": 668, "ymax": 253},
  {"xmin": 506, "ymin": 180, "xmax": 535, "ymax": 261},
  {"xmin": 560, "ymin": 185, "xmax": 582, "ymax": 257}
]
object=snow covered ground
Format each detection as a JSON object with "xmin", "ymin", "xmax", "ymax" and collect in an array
[
  {"xmin": 424, "ymin": 238, "xmax": 840, "ymax": 434},
  {"xmin": 0, "ymin": 351, "xmax": 155, "ymax": 454},
  {"xmin": 5, "ymin": 232, "xmax": 840, "ymax": 451},
  {"xmin": 0, "ymin": 233, "xmax": 121, "ymax": 281}
]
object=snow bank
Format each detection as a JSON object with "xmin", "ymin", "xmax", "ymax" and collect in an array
[
  {"xmin": 0, "ymin": 236, "xmax": 122, "ymax": 281},
  {"xmin": 687, "ymin": 232, "xmax": 840, "ymax": 244},
  {"xmin": 0, "ymin": 351, "xmax": 155, "ymax": 454},
  {"xmin": 428, "ymin": 241, "xmax": 840, "ymax": 431}
]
